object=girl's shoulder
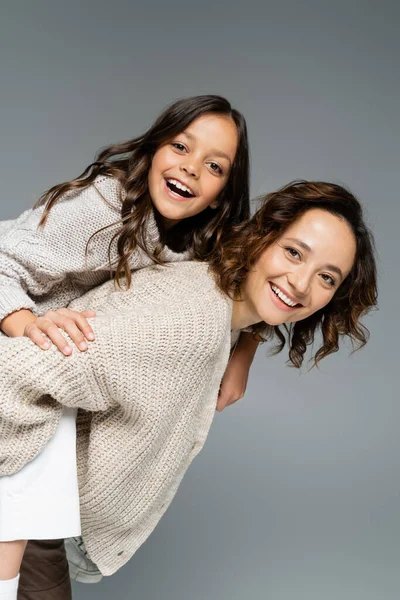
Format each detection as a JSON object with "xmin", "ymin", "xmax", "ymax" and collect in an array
[
  {"xmin": 92, "ymin": 175, "xmax": 124, "ymax": 210},
  {"xmin": 50, "ymin": 175, "xmax": 123, "ymax": 215}
]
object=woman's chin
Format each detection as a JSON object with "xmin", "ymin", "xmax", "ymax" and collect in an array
[{"xmin": 261, "ymin": 311, "xmax": 300, "ymax": 327}]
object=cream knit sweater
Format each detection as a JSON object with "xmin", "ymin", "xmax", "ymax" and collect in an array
[
  {"xmin": 0, "ymin": 175, "xmax": 190, "ymax": 324},
  {"xmin": 0, "ymin": 261, "xmax": 232, "ymax": 575}
]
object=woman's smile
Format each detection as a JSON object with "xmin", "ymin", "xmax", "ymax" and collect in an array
[{"xmin": 232, "ymin": 208, "xmax": 357, "ymax": 330}]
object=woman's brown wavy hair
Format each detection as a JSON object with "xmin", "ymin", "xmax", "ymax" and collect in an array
[
  {"xmin": 209, "ymin": 180, "xmax": 378, "ymax": 367},
  {"xmin": 34, "ymin": 95, "xmax": 250, "ymax": 288}
]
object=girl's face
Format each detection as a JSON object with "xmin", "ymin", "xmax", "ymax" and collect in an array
[
  {"xmin": 235, "ymin": 208, "xmax": 357, "ymax": 329},
  {"xmin": 148, "ymin": 113, "xmax": 238, "ymax": 226}
]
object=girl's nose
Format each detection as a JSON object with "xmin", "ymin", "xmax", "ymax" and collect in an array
[{"xmin": 180, "ymin": 161, "xmax": 199, "ymax": 179}]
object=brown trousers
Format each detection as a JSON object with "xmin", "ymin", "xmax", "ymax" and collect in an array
[{"xmin": 18, "ymin": 540, "xmax": 71, "ymax": 600}]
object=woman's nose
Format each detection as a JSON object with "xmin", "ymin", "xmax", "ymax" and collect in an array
[{"xmin": 287, "ymin": 271, "xmax": 311, "ymax": 296}]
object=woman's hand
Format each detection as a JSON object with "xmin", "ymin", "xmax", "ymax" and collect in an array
[
  {"xmin": 216, "ymin": 351, "xmax": 250, "ymax": 412},
  {"xmin": 24, "ymin": 308, "xmax": 96, "ymax": 355},
  {"xmin": 216, "ymin": 332, "xmax": 259, "ymax": 412}
]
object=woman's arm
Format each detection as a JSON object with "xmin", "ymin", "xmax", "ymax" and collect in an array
[{"xmin": 216, "ymin": 332, "xmax": 259, "ymax": 412}]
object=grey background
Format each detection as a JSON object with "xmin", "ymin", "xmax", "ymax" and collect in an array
[{"xmin": 1, "ymin": 1, "xmax": 399, "ymax": 598}]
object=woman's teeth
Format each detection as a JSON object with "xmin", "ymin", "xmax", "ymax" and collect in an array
[
  {"xmin": 271, "ymin": 284, "xmax": 298, "ymax": 307},
  {"xmin": 166, "ymin": 179, "xmax": 194, "ymax": 198}
]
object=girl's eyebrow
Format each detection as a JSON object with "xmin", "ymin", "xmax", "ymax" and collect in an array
[
  {"xmin": 284, "ymin": 237, "xmax": 344, "ymax": 280},
  {"xmin": 181, "ymin": 131, "xmax": 232, "ymax": 164}
]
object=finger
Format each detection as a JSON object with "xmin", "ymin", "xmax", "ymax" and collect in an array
[
  {"xmin": 56, "ymin": 307, "xmax": 96, "ymax": 318},
  {"xmin": 57, "ymin": 319, "xmax": 89, "ymax": 351},
  {"xmin": 24, "ymin": 324, "xmax": 51, "ymax": 350},
  {"xmin": 57, "ymin": 309, "xmax": 95, "ymax": 341},
  {"xmin": 35, "ymin": 319, "xmax": 73, "ymax": 355},
  {"xmin": 216, "ymin": 393, "xmax": 231, "ymax": 412},
  {"xmin": 71, "ymin": 312, "xmax": 96, "ymax": 342},
  {"xmin": 81, "ymin": 309, "xmax": 96, "ymax": 317}
]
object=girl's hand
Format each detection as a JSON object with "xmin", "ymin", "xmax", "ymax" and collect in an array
[
  {"xmin": 216, "ymin": 351, "xmax": 250, "ymax": 412},
  {"xmin": 24, "ymin": 308, "xmax": 96, "ymax": 355}
]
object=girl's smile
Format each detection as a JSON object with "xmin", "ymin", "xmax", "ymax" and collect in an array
[
  {"xmin": 148, "ymin": 113, "xmax": 238, "ymax": 227},
  {"xmin": 163, "ymin": 177, "xmax": 196, "ymax": 202}
]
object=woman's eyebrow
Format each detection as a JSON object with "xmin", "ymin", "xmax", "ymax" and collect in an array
[
  {"xmin": 181, "ymin": 131, "xmax": 232, "ymax": 164},
  {"xmin": 284, "ymin": 237, "xmax": 344, "ymax": 280},
  {"xmin": 285, "ymin": 237, "xmax": 312, "ymax": 253}
]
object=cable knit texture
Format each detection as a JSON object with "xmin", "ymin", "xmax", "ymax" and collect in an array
[
  {"xmin": 0, "ymin": 261, "xmax": 232, "ymax": 575},
  {"xmin": 0, "ymin": 175, "xmax": 190, "ymax": 324}
]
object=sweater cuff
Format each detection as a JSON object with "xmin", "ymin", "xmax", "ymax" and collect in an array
[{"xmin": 0, "ymin": 288, "xmax": 36, "ymax": 323}]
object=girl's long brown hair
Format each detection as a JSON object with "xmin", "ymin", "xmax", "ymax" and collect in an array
[
  {"xmin": 35, "ymin": 95, "xmax": 250, "ymax": 288},
  {"xmin": 209, "ymin": 181, "xmax": 378, "ymax": 367}
]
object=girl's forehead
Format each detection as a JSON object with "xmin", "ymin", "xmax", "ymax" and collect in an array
[{"xmin": 183, "ymin": 114, "xmax": 238, "ymax": 155}]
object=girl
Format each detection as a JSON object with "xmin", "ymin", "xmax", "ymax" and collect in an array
[
  {"xmin": 0, "ymin": 181, "xmax": 378, "ymax": 598},
  {"xmin": 0, "ymin": 94, "xmax": 253, "ymax": 599}
]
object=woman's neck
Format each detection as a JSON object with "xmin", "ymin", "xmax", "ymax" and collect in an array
[{"xmin": 231, "ymin": 297, "xmax": 259, "ymax": 331}]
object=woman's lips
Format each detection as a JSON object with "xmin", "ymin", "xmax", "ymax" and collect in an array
[{"xmin": 268, "ymin": 282, "xmax": 300, "ymax": 311}]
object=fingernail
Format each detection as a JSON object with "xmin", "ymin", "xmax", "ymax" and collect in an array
[
  {"xmin": 43, "ymin": 341, "xmax": 50, "ymax": 349},
  {"xmin": 79, "ymin": 341, "xmax": 88, "ymax": 351},
  {"xmin": 87, "ymin": 333, "xmax": 94, "ymax": 341},
  {"xmin": 63, "ymin": 346, "xmax": 72, "ymax": 355}
]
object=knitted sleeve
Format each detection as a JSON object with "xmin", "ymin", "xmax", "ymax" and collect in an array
[
  {"xmin": 0, "ymin": 178, "xmax": 122, "ymax": 322},
  {"xmin": 0, "ymin": 319, "xmax": 115, "ymax": 476}
]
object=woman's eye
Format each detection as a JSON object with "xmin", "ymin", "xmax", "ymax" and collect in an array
[
  {"xmin": 172, "ymin": 142, "xmax": 186, "ymax": 152},
  {"xmin": 286, "ymin": 247, "xmax": 301, "ymax": 259},
  {"xmin": 209, "ymin": 162, "xmax": 223, "ymax": 174},
  {"xmin": 321, "ymin": 274, "xmax": 336, "ymax": 287}
]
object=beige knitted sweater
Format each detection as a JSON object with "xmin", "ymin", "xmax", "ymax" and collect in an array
[
  {"xmin": 0, "ymin": 261, "xmax": 232, "ymax": 575},
  {"xmin": 0, "ymin": 175, "xmax": 190, "ymax": 324}
]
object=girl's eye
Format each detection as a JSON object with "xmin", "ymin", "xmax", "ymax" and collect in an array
[
  {"xmin": 208, "ymin": 162, "xmax": 223, "ymax": 175},
  {"xmin": 320, "ymin": 274, "xmax": 336, "ymax": 287},
  {"xmin": 285, "ymin": 247, "xmax": 301, "ymax": 260},
  {"xmin": 171, "ymin": 142, "xmax": 187, "ymax": 152}
]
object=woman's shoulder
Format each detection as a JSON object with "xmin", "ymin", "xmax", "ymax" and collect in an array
[{"xmin": 130, "ymin": 261, "xmax": 229, "ymax": 307}]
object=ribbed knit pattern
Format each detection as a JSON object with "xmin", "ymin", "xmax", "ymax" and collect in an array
[
  {"xmin": 0, "ymin": 262, "xmax": 232, "ymax": 575},
  {"xmin": 0, "ymin": 176, "xmax": 190, "ymax": 324}
]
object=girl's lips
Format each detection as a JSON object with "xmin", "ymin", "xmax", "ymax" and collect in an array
[
  {"xmin": 268, "ymin": 282, "xmax": 299, "ymax": 312},
  {"xmin": 163, "ymin": 179, "xmax": 194, "ymax": 203}
]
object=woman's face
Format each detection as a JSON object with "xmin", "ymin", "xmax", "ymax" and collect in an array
[
  {"xmin": 148, "ymin": 113, "xmax": 238, "ymax": 227},
  {"xmin": 240, "ymin": 208, "xmax": 357, "ymax": 328}
]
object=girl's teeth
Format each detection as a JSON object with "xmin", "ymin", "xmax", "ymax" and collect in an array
[
  {"xmin": 271, "ymin": 285, "xmax": 297, "ymax": 307},
  {"xmin": 168, "ymin": 179, "xmax": 193, "ymax": 195}
]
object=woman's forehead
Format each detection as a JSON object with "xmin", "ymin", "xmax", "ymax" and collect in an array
[{"xmin": 280, "ymin": 209, "xmax": 356, "ymax": 275}]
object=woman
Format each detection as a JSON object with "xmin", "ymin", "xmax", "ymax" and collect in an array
[{"xmin": 0, "ymin": 180, "xmax": 377, "ymax": 598}]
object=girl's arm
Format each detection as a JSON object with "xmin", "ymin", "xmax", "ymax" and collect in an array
[
  {"xmin": 216, "ymin": 331, "xmax": 259, "ymax": 412},
  {"xmin": 0, "ymin": 182, "xmax": 120, "ymax": 349},
  {"xmin": 0, "ymin": 183, "xmax": 120, "ymax": 320}
]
